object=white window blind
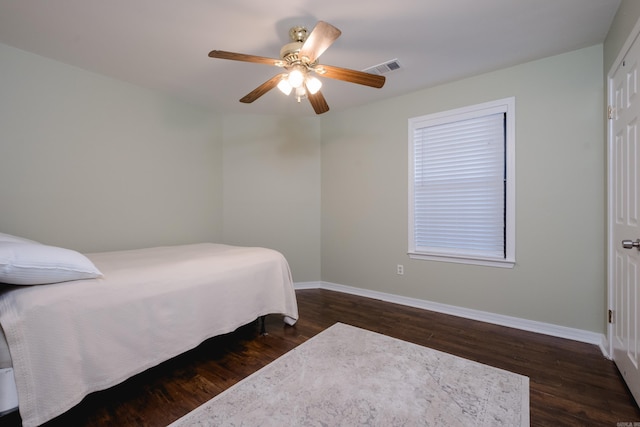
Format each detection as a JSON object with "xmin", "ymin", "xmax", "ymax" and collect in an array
[
  {"xmin": 413, "ymin": 113, "xmax": 505, "ymax": 257},
  {"xmin": 408, "ymin": 98, "xmax": 515, "ymax": 267}
]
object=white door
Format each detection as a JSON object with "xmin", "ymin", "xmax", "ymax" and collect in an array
[{"xmin": 610, "ymin": 29, "xmax": 640, "ymax": 405}]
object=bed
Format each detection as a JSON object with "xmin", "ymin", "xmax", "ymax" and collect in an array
[{"xmin": 0, "ymin": 233, "xmax": 299, "ymax": 427}]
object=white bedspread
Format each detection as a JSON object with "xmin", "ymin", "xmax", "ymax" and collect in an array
[{"xmin": 0, "ymin": 243, "xmax": 298, "ymax": 427}]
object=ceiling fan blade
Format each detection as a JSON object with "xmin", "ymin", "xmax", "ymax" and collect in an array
[
  {"xmin": 316, "ymin": 64, "xmax": 385, "ymax": 88},
  {"xmin": 209, "ymin": 50, "xmax": 282, "ymax": 66},
  {"xmin": 307, "ymin": 90, "xmax": 330, "ymax": 115},
  {"xmin": 239, "ymin": 74, "xmax": 285, "ymax": 103},
  {"xmin": 299, "ymin": 21, "xmax": 342, "ymax": 63}
]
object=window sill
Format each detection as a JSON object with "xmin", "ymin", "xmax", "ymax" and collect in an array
[{"xmin": 408, "ymin": 252, "xmax": 515, "ymax": 269}]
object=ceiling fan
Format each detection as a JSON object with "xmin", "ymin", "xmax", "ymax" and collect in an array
[{"xmin": 208, "ymin": 21, "xmax": 386, "ymax": 114}]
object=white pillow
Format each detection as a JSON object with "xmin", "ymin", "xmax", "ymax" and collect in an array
[
  {"xmin": 0, "ymin": 232, "xmax": 39, "ymax": 244},
  {"xmin": 0, "ymin": 242, "xmax": 103, "ymax": 285}
]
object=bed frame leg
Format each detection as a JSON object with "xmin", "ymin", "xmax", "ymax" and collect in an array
[{"xmin": 258, "ymin": 315, "xmax": 267, "ymax": 335}]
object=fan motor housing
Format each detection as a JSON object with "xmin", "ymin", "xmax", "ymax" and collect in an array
[
  {"xmin": 280, "ymin": 26, "xmax": 309, "ymax": 64},
  {"xmin": 280, "ymin": 42, "xmax": 303, "ymax": 63}
]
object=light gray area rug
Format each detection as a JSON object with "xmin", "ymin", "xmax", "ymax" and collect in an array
[{"xmin": 169, "ymin": 323, "xmax": 529, "ymax": 426}]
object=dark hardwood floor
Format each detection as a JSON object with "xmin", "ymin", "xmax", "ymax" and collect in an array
[{"xmin": 3, "ymin": 288, "xmax": 639, "ymax": 426}]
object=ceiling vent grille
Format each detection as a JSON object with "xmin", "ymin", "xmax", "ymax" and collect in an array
[{"xmin": 364, "ymin": 59, "xmax": 402, "ymax": 75}]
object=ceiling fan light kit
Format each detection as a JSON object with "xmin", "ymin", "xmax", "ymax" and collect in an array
[
  {"xmin": 208, "ymin": 21, "xmax": 386, "ymax": 114},
  {"xmin": 287, "ymin": 65, "xmax": 306, "ymax": 88},
  {"xmin": 305, "ymin": 76, "xmax": 322, "ymax": 94},
  {"xmin": 277, "ymin": 78, "xmax": 293, "ymax": 96}
]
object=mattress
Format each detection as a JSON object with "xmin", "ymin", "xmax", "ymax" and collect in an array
[{"xmin": 0, "ymin": 243, "xmax": 298, "ymax": 427}]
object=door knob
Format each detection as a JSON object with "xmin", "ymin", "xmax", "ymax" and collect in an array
[{"xmin": 622, "ymin": 239, "xmax": 640, "ymax": 249}]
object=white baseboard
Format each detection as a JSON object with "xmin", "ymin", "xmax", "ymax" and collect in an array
[{"xmin": 295, "ymin": 281, "xmax": 608, "ymax": 356}]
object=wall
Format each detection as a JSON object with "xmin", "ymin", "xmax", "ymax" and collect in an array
[
  {"xmin": 0, "ymin": 37, "xmax": 610, "ymax": 333},
  {"xmin": 604, "ymin": 0, "xmax": 640, "ymax": 74},
  {"xmin": 222, "ymin": 114, "xmax": 321, "ymax": 282},
  {"xmin": 321, "ymin": 45, "xmax": 605, "ymax": 333},
  {"xmin": 0, "ymin": 43, "xmax": 224, "ymax": 252},
  {"xmin": 602, "ymin": 0, "xmax": 640, "ymax": 338},
  {"xmin": 0, "ymin": 43, "xmax": 322, "ymax": 281}
]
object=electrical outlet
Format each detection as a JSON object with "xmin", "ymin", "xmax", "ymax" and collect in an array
[{"xmin": 397, "ymin": 264, "xmax": 404, "ymax": 275}]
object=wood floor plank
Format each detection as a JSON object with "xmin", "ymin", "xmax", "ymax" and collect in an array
[{"xmin": 2, "ymin": 288, "xmax": 639, "ymax": 426}]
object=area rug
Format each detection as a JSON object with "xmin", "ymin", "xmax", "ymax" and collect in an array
[{"xmin": 168, "ymin": 322, "xmax": 529, "ymax": 426}]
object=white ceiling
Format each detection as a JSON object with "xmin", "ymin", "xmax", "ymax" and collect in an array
[{"xmin": 0, "ymin": 0, "xmax": 620, "ymax": 116}]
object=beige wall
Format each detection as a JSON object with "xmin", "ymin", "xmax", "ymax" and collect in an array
[
  {"xmin": 601, "ymin": 1, "xmax": 640, "ymax": 335},
  {"xmin": 0, "ymin": 43, "xmax": 224, "ymax": 252},
  {"xmin": 604, "ymin": 0, "xmax": 640, "ymax": 74},
  {"xmin": 0, "ymin": 43, "xmax": 322, "ymax": 282},
  {"xmin": 0, "ymin": 36, "xmax": 616, "ymax": 334},
  {"xmin": 221, "ymin": 114, "xmax": 321, "ymax": 281},
  {"xmin": 321, "ymin": 45, "xmax": 605, "ymax": 332}
]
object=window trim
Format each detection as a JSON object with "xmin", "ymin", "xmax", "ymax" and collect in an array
[{"xmin": 408, "ymin": 97, "xmax": 516, "ymax": 268}]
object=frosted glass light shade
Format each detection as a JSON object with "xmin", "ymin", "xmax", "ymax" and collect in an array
[
  {"xmin": 305, "ymin": 76, "xmax": 322, "ymax": 94},
  {"xmin": 288, "ymin": 69, "xmax": 305, "ymax": 88},
  {"xmin": 277, "ymin": 78, "xmax": 292, "ymax": 95}
]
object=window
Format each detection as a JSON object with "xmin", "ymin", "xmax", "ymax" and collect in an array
[{"xmin": 408, "ymin": 97, "xmax": 515, "ymax": 268}]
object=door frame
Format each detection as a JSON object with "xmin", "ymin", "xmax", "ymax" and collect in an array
[{"xmin": 607, "ymin": 16, "xmax": 640, "ymax": 358}]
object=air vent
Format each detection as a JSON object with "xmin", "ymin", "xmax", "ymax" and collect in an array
[{"xmin": 364, "ymin": 59, "xmax": 402, "ymax": 75}]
